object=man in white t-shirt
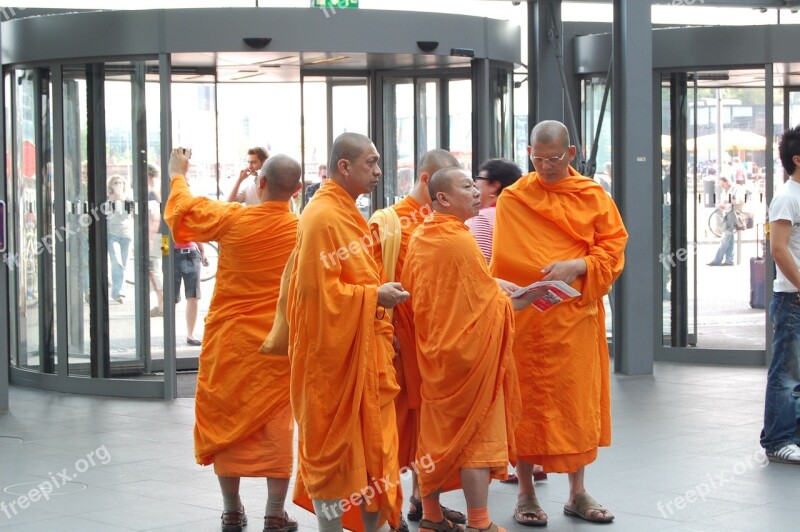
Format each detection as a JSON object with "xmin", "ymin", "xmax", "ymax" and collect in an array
[
  {"xmin": 707, "ymin": 177, "xmax": 745, "ymax": 266},
  {"xmin": 761, "ymin": 124, "xmax": 800, "ymax": 464},
  {"xmin": 227, "ymin": 147, "xmax": 269, "ymax": 205}
]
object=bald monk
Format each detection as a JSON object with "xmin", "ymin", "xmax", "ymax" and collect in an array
[
  {"xmin": 287, "ymin": 132, "xmax": 409, "ymax": 532},
  {"xmin": 164, "ymin": 149, "xmax": 302, "ymax": 532},
  {"xmin": 368, "ymin": 150, "xmax": 466, "ymax": 529},
  {"xmin": 491, "ymin": 120, "xmax": 628, "ymax": 525},
  {"xmin": 401, "ymin": 167, "xmax": 547, "ymax": 532}
]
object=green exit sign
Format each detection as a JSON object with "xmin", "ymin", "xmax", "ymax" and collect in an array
[{"xmin": 311, "ymin": 0, "xmax": 359, "ymax": 8}]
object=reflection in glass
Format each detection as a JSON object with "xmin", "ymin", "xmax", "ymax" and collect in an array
[
  {"xmin": 63, "ymin": 66, "xmax": 91, "ymax": 374},
  {"xmin": 14, "ymin": 69, "xmax": 40, "ymax": 370},
  {"xmin": 383, "ymin": 79, "xmax": 414, "ymax": 207}
]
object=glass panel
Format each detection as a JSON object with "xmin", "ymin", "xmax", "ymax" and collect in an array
[
  {"xmin": 63, "ymin": 65, "xmax": 91, "ymax": 375},
  {"xmin": 301, "ymin": 77, "xmax": 328, "ymax": 206},
  {"xmin": 5, "ymin": 73, "xmax": 17, "ymax": 365},
  {"xmin": 217, "ymin": 82, "xmax": 303, "ymax": 201},
  {"xmin": 14, "ymin": 69, "xmax": 40, "ymax": 370},
  {"xmin": 449, "ymin": 79, "xmax": 473, "ymax": 173},
  {"xmin": 490, "ymin": 65, "xmax": 514, "ymax": 160},
  {"xmin": 145, "ymin": 75, "xmax": 163, "ymax": 368},
  {"xmin": 417, "ymin": 79, "xmax": 439, "ymax": 154},
  {"xmin": 662, "ymin": 84, "xmax": 672, "ymax": 343},
  {"xmin": 105, "ymin": 75, "xmax": 139, "ymax": 367},
  {"xmin": 382, "ymin": 78, "xmax": 414, "ymax": 208},
  {"xmin": 663, "ymin": 73, "xmax": 767, "ymax": 351},
  {"xmin": 331, "ymin": 82, "xmax": 370, "ymax": 217},
  {"xmin": 695, "ymin": 82, "xmax": 766, "ymax": 350}
]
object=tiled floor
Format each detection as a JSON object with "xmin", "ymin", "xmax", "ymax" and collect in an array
[{"xmin": 1, "ymin": 362, "xmax": 798, "ymax": 531}]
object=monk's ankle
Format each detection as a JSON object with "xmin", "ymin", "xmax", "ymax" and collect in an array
[
  {"xmin": 421, "ymin": 497, "xmax": 444, "ymax": 523},
  {"xmin": 467, "ymin": 506, "xmax": 490, "ymax": 529}
]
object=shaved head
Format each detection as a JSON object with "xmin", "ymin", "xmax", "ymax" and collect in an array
[
  {"xmin": 530, "ymin": 120, "xmax": 570, "ymax": 149},
  {"xmin": 260, "ymin": 154, "xmax": 301, "ymax": 201},
  {"xmin": 418, "ymin": 149, "xmax": 460, "ymax": 182},
  {"xmin": 329, "ymin": 132, "xmax": 373, "ymax": 177},
  {"xmin": 428, "ymin": 166, "xmax": 465, "ymax": 205}
]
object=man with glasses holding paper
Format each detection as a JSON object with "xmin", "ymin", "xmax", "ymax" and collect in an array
[{"xmin": 491, "ymin": 120, "xmax": 628, "ymax": 526}]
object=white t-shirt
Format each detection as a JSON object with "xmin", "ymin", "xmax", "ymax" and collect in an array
[
  {"xmin": 768, "ymin": 179, "xmax": 800, "ymax": 293},
  {"xmin": 234, "ymin": 179, "xmax": 260, "ymax": 206}
]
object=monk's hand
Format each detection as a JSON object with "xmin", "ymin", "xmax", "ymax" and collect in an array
[
  {"xmin": 378, "ymin": 282, "xmax": 410, "ymax": 309},
  {"xmin": 496, "ymin": 278, "xmax": 522, "ymax": 296},
  {"xmin": 169, "ymin": 147, "xmax": 192, "ymax": 178},
  {"xmin": 540, "ymin": 258, "xmax": 587, "ymax": 285},
  {"xmin": 511, "ymin": 286, "xmax": 550, "ymax": 311}
]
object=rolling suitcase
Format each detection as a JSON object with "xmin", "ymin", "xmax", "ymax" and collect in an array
[{"xmin": 750, "ymin": 224, "xmax": 766, "ymax": 309}]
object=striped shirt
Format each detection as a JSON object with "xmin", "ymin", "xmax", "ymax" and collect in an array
[{"xmin": 466, "ymin": 206, "xmax": 496, "ymax": 264}]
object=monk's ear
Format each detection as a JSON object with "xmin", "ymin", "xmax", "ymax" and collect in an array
[
  {"xmin": 568, "ymin": 145, "xmax": 577, "ymax": 160},
  {"xmin": 435, "ymin": 191, "xmax": 449, "ymax": 206},
  {"xmin": 526, "ymin": 145, "xmax": 533, "ymax": 156},
  {"xmin": 337, "ymin": 158, "xmax": 349, "ymax": 177},
  {"xmin": 420, "ymin": 172, "xmax": 430, "ymax": 186}
]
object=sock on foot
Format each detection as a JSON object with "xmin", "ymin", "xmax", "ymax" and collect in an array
[
  {"xmin": 467, "ymin": 506, "xmax": 490, "ymax": 529},
  {"xmin": 421, "ymin": 497, "xmax": 444, "ymax": 524},
  {"xmin": 222, "ymin": 492, "xmax": 243, "ymax": 513}
]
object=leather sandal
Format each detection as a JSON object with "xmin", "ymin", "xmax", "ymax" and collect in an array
[
  {"xmin": 514, "ymin": 494, "xmax": 548, "ymax": 527},
  {"xmin": 563, "ymin": 492, "xmax": 614, "ymax": 523},
  {"xmin": 465, "ymin": 523, "xmax": 503, "ymax": 532},
  {"xmin": 408, "ymin": 496, "xmax": 467, "ymax": 524},
  {"xmin": 263, "ymin": 512, "xmax": 298, "ymax": 531},
  {"xmin": 419, "ymin": 518, "xmax": 465, "ymax": 531},
  {"xmin": 221, "ymin": 508, "xmax": 247, "ymax": 532}
]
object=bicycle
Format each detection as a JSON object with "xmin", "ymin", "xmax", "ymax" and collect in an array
[{"xmin": 708, "ymin": 207, "xmax": 724, "ymax": 238}]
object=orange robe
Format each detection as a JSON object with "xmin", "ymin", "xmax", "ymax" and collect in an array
[
  {"xmin": 369, "ymin": 195, "xmax": 431, "ymax": 468},
  {"xmin": 287, "ymin": 180, "xmax": 402, "ymax": 531},
  {"xmin": 490, "ymin": 167, "xmax": 627, "ymax": 473},
  {"xmin": 164, "ymin": 176, "xmax": 298, "ymax": 477},
  {"xmin": 401, "ymin": 213, "xmax": 521, "ymax": 496}
]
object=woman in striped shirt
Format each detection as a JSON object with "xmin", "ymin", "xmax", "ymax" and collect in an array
[{"xmin": 466, "ymin": 158, "xmax": 523, "ymax": 263}]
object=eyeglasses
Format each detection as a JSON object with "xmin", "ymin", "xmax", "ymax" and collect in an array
[
  {"xmin": 473, "ymin": 175, "xmax": 489, "ymax": 181},
  {"xmin": 530, "ymin": 151, "xmax": 569, "ymax": 165}
]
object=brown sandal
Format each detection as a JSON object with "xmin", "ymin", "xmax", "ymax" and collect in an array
[
  {"xmin": 408, "ymin": 496, "xmax": 467, "ymax": 524},
  {"xmin": 514, "ymin": 494, "xmax": 548, "ymax": 527},
  {"xmin": 263, "ymin": 512, "xmax": 298, "ymax": 531},
  {"xmin": 221, "ymin": 508, "xmax": 247, "ymax": 532},
  {"xmin": 419, "ymin": 518, "xmax": 465, "ymax": 531},
  {"xmin": 465, "ymin": 523, "xmax": 503, "ymax": 532},
  {"xmin": 563, "ymin": 492, "xmax": 614, "ymax": 523}
]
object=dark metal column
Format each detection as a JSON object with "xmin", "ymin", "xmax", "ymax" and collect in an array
[
  {"xmin": 669, "ymin": 73, "xmax": 690, "ymax": 347},
  {"xmin": 87, "ymin": 63, "xmax": 110, "ymax": 379},
  {"xmin": 471, "ymin": 58, "xmax": 491, "ymax": 173},
  {"xmin": 52, "ymin": 66, "xmax": 68, "ymax": 379},
  {"xmin": 612, "ymin": 0, "xmax": 656, "ymax": 375},
  {"xmin": 159, "ymin": 54, "xmax": 176, "ymax": 400},
  {"xmin": 131, "ymin": 62, "xmax": 151, "ymax": 373},
  {"xmin": 528, "ymin": 0, "xmax": 564, "ymax": 132}
]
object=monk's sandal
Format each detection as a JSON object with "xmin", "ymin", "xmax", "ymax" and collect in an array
[
  {"xmin": 263, "ymin": 512, "xmax": 298, "ymax": 532},
  {"xmin": 221, "ymin": 508, "xmax": 247, "ymax": 532}
]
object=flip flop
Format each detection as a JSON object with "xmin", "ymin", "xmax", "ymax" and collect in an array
[
  {"xmin": 563, "ymin": 492, "xmax": 614, "ymax": 523},
  {"xmin": 514, "ymin": 494, "xmax": 548, "ymax": 527}
]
